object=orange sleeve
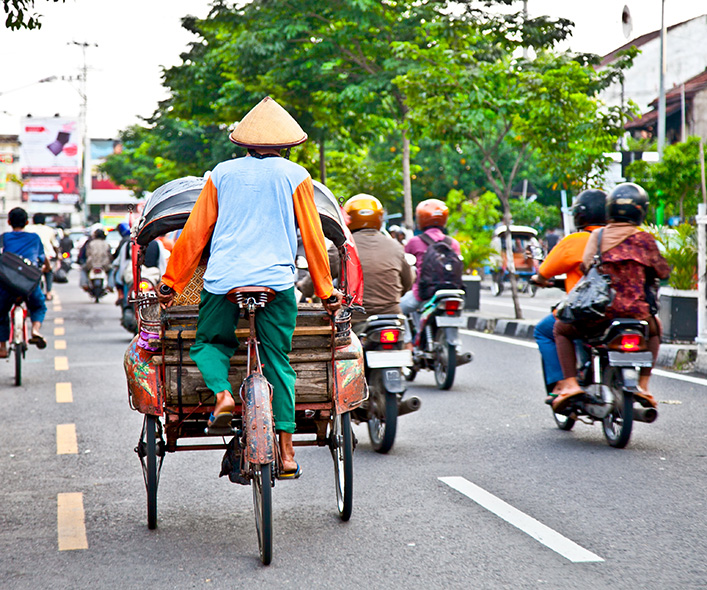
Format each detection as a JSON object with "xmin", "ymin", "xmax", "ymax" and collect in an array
[
  {"xmin": 161, "ymin": 177, "xmax": 218, "ymax": 293},
  {"xmin": 292, "ymin": 177, "xmax": 333, "ymax": 300}
]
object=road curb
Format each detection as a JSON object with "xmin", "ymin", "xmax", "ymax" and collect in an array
[{"xmin": 465, "ymin": 313, "xmax": 699, "ymax": 371}]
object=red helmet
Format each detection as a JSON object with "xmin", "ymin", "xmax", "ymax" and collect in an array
[{"xmin": 415, "ymin": 199, "xmax": 449, "ymax": 230}]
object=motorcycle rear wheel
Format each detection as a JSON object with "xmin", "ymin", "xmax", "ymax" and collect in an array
[
  {"xmin": 602, "ymin": 367, "xmax": 633, "ymax": 448},
  {"xmin": 367, "ymin": 377, "xmax": 397, "ymax": 454},
  {"xmin": 434, "ymin": 330, "xmax": 456, "ymax": 390}
]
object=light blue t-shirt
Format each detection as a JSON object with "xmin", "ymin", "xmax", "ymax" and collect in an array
[{"xmin": 203, "ymin": 156, "xmax": 310, "ymax": 295}]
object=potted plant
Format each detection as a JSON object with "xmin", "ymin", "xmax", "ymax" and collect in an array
[{"xmin": 647, "ymin": 224, "xmax": 698, "ymax": 342}]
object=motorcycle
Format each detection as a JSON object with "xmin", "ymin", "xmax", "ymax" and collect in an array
[
  {"xmin": 352, "ymin": 313, "xmax": 421, "ymax": 453},
  {"xmin": 551, "ymin": 318, "xmax": 657, "ymax": 448},
  {"xmin": 87, "ymin": 267, "xmax": 108, "ymax": 303},
  {"xmin": 404, "ymin": 289, "xmax": 473, "ymax": 390},
  {"xmin": 53, "ymin": 252, "xmax": 71, "ymax": 284}
]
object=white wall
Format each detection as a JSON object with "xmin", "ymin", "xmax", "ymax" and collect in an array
[{"xmin": 601, "ymin": 15, "xmax": 707, "ymax": 110}]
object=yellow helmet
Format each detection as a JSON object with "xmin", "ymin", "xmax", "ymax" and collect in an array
[{"xmin": 343, "ymin": 193, "xmax": 385, "ymax": 231}]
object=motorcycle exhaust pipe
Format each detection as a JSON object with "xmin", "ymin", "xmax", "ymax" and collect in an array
[
  {"xmin": 634, "ymin": 407, "xmax": 658, "ymax": 423},
  {"xmin": 398, "ymin": 396, "xmax": 421, "ymax": 417},
  {"xmin": 457, "ymin": 351, "xmax": 474, "ymax": 365}
]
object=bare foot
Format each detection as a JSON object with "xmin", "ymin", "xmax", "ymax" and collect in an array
[
  {"xmin": 278, "ymin": 432, "xmax": 297, "ymax": 472},
  {"xmin": 212, "ymin": 390, "xmax": 235, "ymax": 416}
]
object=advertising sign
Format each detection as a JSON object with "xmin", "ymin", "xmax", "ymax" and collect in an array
[{"xmin": 19, "ymin": 116, "xmax": 80, "ymax": 204}]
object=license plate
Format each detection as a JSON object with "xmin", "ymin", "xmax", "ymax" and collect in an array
[
  {"xmin": 608, "ymin": 351, "xmax": 653, "ymax": 367},
  {"xmin": 435, "ymin": 315, "xmax": 467, "ymax": 328},
  {"xmin": 366, "ymin": 350, "xmax": 413, "ymax": 368}
]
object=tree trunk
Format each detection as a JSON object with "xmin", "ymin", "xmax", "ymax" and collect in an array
[
  {"xmin": 500, "ymin": 196, "xmax": 524, "ymax": 320},
  {"xmin": 319, "ymin": 136, "xmax": 326, "ymax": 184},
  {"xmin": 402, "ymin": 128, "xmax": 413, "ymax": 229}
]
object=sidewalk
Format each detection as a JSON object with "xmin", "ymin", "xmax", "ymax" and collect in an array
[{"xmin": 462, "ymin": 308, "xmax": 698, "ymax": 373}]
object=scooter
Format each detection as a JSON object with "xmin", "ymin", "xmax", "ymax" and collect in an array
[
  {"xmin": 88, "ymin": 267, "xmax": 108, "ymax": 303},
  {"xmin": 551, "ymin": 319, "xmax": 657, "ymax": 448},
  {"xmin": 405, "ymin": 289, "xmax": 473, "ymax": 390},
  {"xmin": 352, "ymin": 314, "xmax": 421, "ymax": 453}
]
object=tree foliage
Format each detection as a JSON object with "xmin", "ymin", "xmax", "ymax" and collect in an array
[
  {"xmin": 625, "ymin": 137, "xmax": 705, "ymax": 222},
  {"xmin": 3, "ymin": 0, "xmax": 63, "ymax": 30}
]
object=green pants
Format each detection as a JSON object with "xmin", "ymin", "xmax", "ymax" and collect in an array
[{"xmin": 190, "ymin": 287, "xmax": 298, "ymax": 433}]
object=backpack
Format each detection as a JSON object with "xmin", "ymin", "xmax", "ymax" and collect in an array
[{"xmin": 417, "ymin": 233, "xmax": 464, "ymax": 300}]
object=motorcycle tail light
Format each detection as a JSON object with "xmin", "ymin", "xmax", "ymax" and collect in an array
[
  {"xmin": 138, "ymin": 281, "xmax": 152, "ymax": 292},
  {"xmin": 379, "ymin": 329, "xmax": 400, "ymax": 344},
  {"xmin": 619, "ymin": 334, "xmax": 641, "ymax": 351},
  {"xmin": 609, "ymin": 332, "xmax": 645, "ymax": 351},
  {"xmin": 444, "ymin": 300, "xmax": 461, "ymax": 316},
  {"xmin": 62, "ymin": 252, "xmax": 69, "ymax": 259}
]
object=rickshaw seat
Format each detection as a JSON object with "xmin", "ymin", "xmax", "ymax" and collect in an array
[{"xmin": 226, "ymin": 286, "xmax": 276, "ymax": 307}]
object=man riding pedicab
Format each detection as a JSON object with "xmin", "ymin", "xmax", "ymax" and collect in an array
[{"xmin": 157, "ymin": 97, "xmax": 343, "ymax": 479}]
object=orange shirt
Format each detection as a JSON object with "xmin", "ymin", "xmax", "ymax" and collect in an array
[{"xmin": 538, "ymin": 226, "xmax": 602, "ymax": 293}]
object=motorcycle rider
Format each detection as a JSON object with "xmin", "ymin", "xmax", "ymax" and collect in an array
[
  {"xmin": 400, "ymin": 199, "xmax": 462, "ymax": 331},
  {"xmin": 532, "ymin": 189, "xmax": 607, "ymax": 401},
  {"xmin": 0, "ymin": 207, "xmax": 47, "ymax": 357},
  {"xmin": 342, "ymin": 194, "xmax": 413, "ymax": 323},
  {"xmin": 112, "ymin": 222, "xmax": 132, "ymax": 306},
  {"xmin": 80, "ymin": 227, "xmax": 114, "ymax": 292},
  {"xmin": 28, "ymin": 213, "xmax": 59, "ymax": 301},
  {"xmin": 553, "ymin": 183, "xmax": 670, "ymax": 412},
  {"xmin": 156, "ymin": 96, "xmax": 342, "ymax": 478}
]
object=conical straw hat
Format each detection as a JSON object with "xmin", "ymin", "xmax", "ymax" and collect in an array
[{"xmin": 229, "ymin": 96, "xmax": 308, "ymax": 148}]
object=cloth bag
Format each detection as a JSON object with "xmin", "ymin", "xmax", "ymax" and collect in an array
[
  {"xmin": 555, "ymin": 228, "xmax": 614, "ymax": 324},
  {"xmin": 0, "ymin": 252, "xmax": 43, "ymax": 297}
]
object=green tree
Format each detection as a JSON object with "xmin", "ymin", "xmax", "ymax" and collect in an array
[
  {"xmin": 3, "ymin": 0, "xmax": 63, "ymax": 30},
  {"xmin": 394, "ymin": 15, "xmax": 635, "ymax": 318},
  {"xmin": 626, "ymin": 137, "xmax": 705, "ymax": 222},
  {"xmin": 446, "ymin": 189, "xmax": 502, "ymax": 272}
]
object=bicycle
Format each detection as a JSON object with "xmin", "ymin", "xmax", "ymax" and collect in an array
[{"xmin": 9, "ymin": 298, "xmax": 29, "ymax": 386}]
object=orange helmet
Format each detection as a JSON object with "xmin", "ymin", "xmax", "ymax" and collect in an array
[
  {"xmin": 343, "ymin": 194, "xmax": 385, "ymax": 231},
  {"xmin": 416, "ymin": 199, "xmax": 448, "ymax": 230}
]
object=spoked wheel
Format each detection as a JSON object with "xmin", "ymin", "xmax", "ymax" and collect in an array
[
  {"xmin": 553, "ymin": 411, "xmax": 576, "ymax": 431},
  {"xmin": 330, "ymin": 412, "xmax": 353, "ymax": 521},
  {"xmin": 252, "ymin": 463, "xmax": 273, "ymax": 565},
  {"xmin": 602, "ymin": 367, "xmax": 634, "ymax": 448},
  {"xmin": 136, "ymin": 414, "xmax": 165, "ymax": 529},
  {"xmin": 12, "ymin": 342, "xmax": 22, "ymax": 386},
  {"xmin": 367, "ymin": 377, "xmax": 397, "ymax": 454},
  {"xmin": 434, "ymin": 330, "xmax": 456, "ymax": 390}
]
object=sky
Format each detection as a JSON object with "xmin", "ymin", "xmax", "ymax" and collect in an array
[{"xmin": 0, "ymin": 0, "xmax": 705, "ymax": 139}]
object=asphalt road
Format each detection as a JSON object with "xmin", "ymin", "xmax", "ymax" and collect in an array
[{"xmin": 1, "ymin": 280, "xmax": 706, "ymax": 589}]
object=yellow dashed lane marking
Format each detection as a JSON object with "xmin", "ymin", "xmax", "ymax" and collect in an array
[
  {"xmin": 57, "ymin": 493, "xmax": 88, "ymax": 551},
  {"xmin": 53, "ymin": 305, "xmax": 62, "ymax": 311},
  {"xmin": 54, "ymin": 327, "xmax": 65, "ymax": 336},
  {"xmin": 56, "ymin": 382, "xmax": 73, "ymax": 403},
  {"xmin": 57, "ymin": 424, "xmax": 78, "ymax": 455},
  {"xmin": 54, "ymin": 340, "xmax": 67, "ymax": 350},
  {"xmin": 54, "ymin": 318, "xmax": 64, "ymax": 325},
  {"xmin": 55, "ymin": 357, "xmax": 69, "ymax": 371}
]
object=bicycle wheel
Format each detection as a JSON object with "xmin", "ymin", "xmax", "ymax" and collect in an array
[
  {"xmin": 330, "ymin": 412, "xmax": 353, "ymax": 521},
  {"xmin": 252, "ymin": 463, "xmax": 273, "ymax": 565},
  {"xmin": 13, "ymin": 342, "xmax": 21, "ymax": 386}
]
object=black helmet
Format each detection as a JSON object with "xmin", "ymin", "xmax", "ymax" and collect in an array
[
  {"xmin": 606, "ymin": 183, "xmax": 649, "ymax": 225},
  {"xmin": 572, "ymin": 189, "xmax": 607, "ymax": 229}
]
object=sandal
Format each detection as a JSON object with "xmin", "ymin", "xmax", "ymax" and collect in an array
[
  {"xmin": 205, "ymin": 412, "xmax": 234, "ymax": 435},
  {"xmin": 277, "ymin": 462, "xmax": 302, "ymax": 480},
  {"xmin": 28, "ymin": 334, "xmax": 47, "ymax": 349}
]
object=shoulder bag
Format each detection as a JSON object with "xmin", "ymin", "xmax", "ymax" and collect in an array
[{"xmin": 555, "ymin": 228, "xmax": 614, "ymax": 324}]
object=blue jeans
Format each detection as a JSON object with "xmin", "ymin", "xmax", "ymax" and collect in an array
[
  {"xmin": 400, "ymin": 290, "xmax": 421, "ymax": 344},
  {"xmin": 533, "ymin": 313, "xmax": 563, "ymax": 391},
  {"xmin": 0, "ymin": 284, "xmax": 47, "ymax": 341}
]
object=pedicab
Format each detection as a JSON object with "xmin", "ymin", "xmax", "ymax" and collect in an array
[
  {"xmin": 123, "ymin": 176, "xmax": 367, "ymax": 565},
  {"xmin": 488, "ymin": 224, "xmax": 542, "ymax": 296}
]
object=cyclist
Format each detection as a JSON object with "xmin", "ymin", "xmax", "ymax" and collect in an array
[{"xmin": 0, "ymin": 208, "xmax": 48, "ymax": 358}]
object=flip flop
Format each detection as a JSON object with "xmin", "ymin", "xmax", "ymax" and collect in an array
[
  {"xmin": 28, "ymin": 334, "xmax": 47, "ymax": 349},
  {"xmin": 205, "ymin": 412, "xmax": 234, "ymax": 435},
  {"xmin": 277, "ymin": 462, "xmax": 302, "ymax": 480}
]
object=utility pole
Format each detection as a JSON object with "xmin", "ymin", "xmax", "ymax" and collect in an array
[
  {"xmin": 70, "ymin": 41, "xmax": 97, "ymax": 226},
  {"xmin": 657, "ymin": 0, "xmax": 667, "ymax": 159}
]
